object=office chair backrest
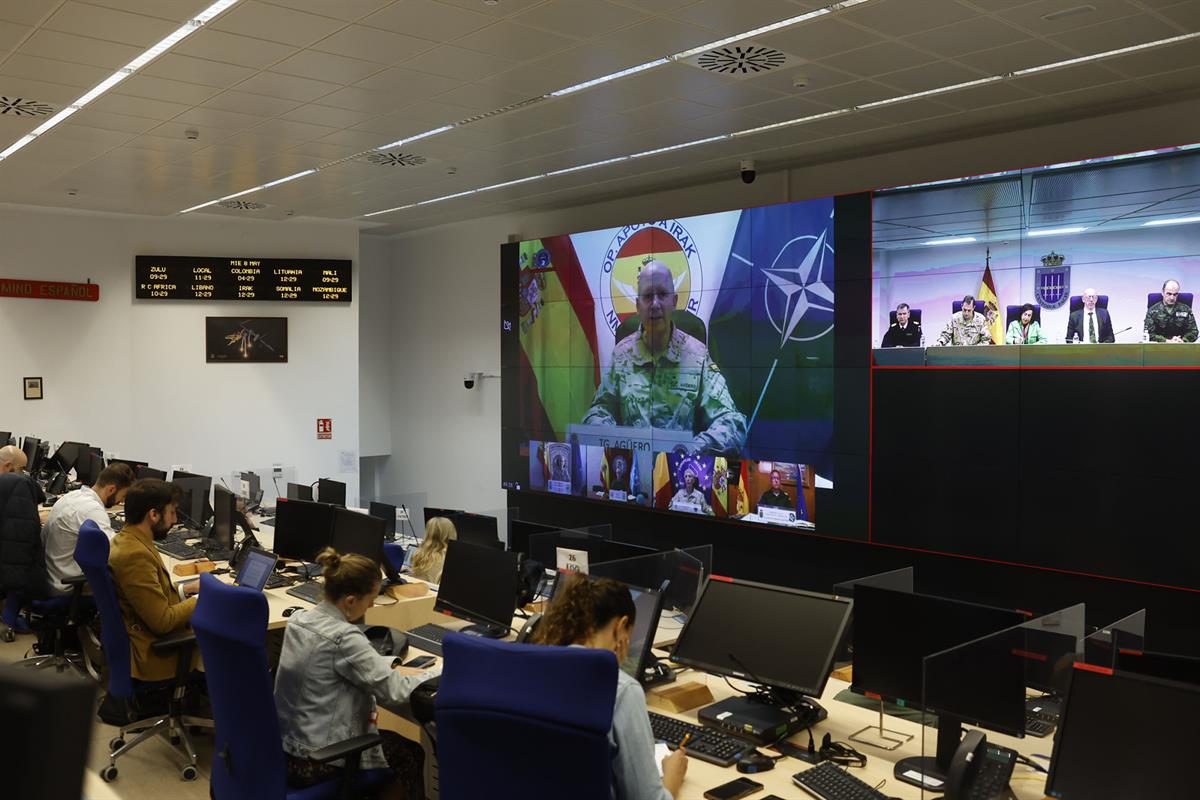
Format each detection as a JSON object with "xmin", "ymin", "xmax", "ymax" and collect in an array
[
  {"xmin": 436, "ymin": 633, "xmax": 618, "ymax": 800},
  {"xmin": 192, "ymin": 573, "xmax": 286, "ymax": 800},
  {"xmin": 74, "ymin": 520, "xmax": 133, "ymax": 698},
  {"xmin": 952, "ymin": 300, "xmax": 994, "ymax": 315},
  {"xmin": 1068, "ymin": 295, "xmax": 1109, "ymax": 313},
  {"xmin": 1148, "ymin": 292, "xmax": 1194, "ymax": 309},
  {"xmin": 1005, "ymin": 304, "xmax": 1041, "ymax": 327},
  {"xmin": 382, "ymin": 542, "xmax": 407, "ymax": 576},
  {"xmin": 888, "ymin": 308, "xmax": 922, "ymax": 326}
]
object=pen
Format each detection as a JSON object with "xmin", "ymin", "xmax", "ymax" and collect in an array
[{"xmin": 679, "ymin": 733, "xmax": 692, "ymax": 749}]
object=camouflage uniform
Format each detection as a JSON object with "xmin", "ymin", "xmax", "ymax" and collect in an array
[
  {"xmin": 668, "ymin": 487, "xmax": 713, "ymax": 515},
  {"xmin": 1144, "ymin": 302, "xmax": 1198, "ymax": 343},
  {"xmin": 935, "ymin": 312, "xmax": 992, "ymax": 346},
  {"xmin": 583, "ymin": 325, "xmax": 747, "ymax": 455}
]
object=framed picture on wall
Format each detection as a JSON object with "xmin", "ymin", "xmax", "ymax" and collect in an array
[
  {"xmin": 23, "ymin": 376, "xmax": 43, "ymax": 400},
  {"xmin": 205, "ymin": 317, "xmax": 288, "ymax": 363}
]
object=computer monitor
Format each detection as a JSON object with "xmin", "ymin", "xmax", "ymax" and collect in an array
[
  {"xmin": 831, "ymin": 567, "xmax": 915, "ymax": 662},
  {"xmin": 234, "ymin": 548, "xmax": 278, "ymax": 592},
  {"xmin": 1083, "ymin": 609, "xmax": 1146, "ymax": 669},
  {"xmin": 449, "ymin": 511, "xmax": 503, "ymax": 549},
  {"xmin": 211, "ymin": 484, "xmax": 237, "ymax": 551},
  {"xmin": 1046, "ymin": 666, "xmax": 1197, "ymax": 797},
  {"xmin": 173, "ymin": 476, "xmax": 212, "ymax": 530},
  {"xmin": 238, "ymin": 471, "xmax": 261, "ymax": 501},
  {"xmin": 108, "ymin": 457, "xmax": 148, "ymax": 474},
  {"xmin": 851, "ymin": 585, "xmax": 1027, "ymax": 788},
  {"xmin": 367, "ymin": 501, "xmax": 397, "ymax": 541},
  {"xmin": 435, "ymin": 540, "xmax": 520, "ymax": 637},
  {"xmin": 21, "ymin": 436, "xmax": 41, "ymax": 473},
  {"xmin": 286, "ymin": 482, "xmax": 313, "ymax": 501},
  {"xmin": 423, "ymin": 506, "xmax": 464, "ymax": 526},
  {"xmin": 317, "ymin": 478, "xmax": 346, "ymax": 507},
  {"xmin": 272, "ymin": 498, "xmax": 335, "ymax": 562},
  {"xmin": 49, "ymin": 441, "xmax": 87, "ymax": 474},
  {"xmin": 1115, "ymin": 649, "xmax": 1200, "ymax": 686},
  {"xmin": 75, "ymin": 452, "xmax": 103, "ymax": 486},
  {"xmin": 136, "ymin": 466, "xmax": 167, "ymax": 481},
  {"xmin": 1023, "ymin": 621, "xmax": 1083, "ymax": 699},
  {"xmin": 0, "ymin": 432, "xmax": 10, "ymax": 446},
  {"xmin": 0, "ymin": 665, "xmax": 96, "ymax": 800},
  {"xmin": 332, "ymin": 507, "xmax": 400, "ymax": 583}
]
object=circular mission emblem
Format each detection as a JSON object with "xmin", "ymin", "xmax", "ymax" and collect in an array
[{"xmin": 600, "ymin": 221, "xmax": 703, "ymax": 336}]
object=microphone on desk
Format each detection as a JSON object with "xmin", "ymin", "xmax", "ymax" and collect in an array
[
  {"xmin": 1112, "ymin": 326, "xmax": 1132, "ymax": 337},
  {"xmin": 400, "ymin": 504, "xmax": 420, "ymax": 543}
]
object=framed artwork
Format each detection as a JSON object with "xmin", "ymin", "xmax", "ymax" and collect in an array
[
  {"xmin": 23, "ymin": 376, "xmax": 42, "ymax": 400},
  {"xmin": 205, "ymin": 317, "xmax": 288, "ymax": 363}
]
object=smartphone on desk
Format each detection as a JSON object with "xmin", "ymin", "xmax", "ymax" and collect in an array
[
  {"xmin": 703, "ymin": 777, "xmax": 763, "ymax": 800},
  {"xmin": 402, "ymin": 655, "xmax": 437, "ymax": 669}
]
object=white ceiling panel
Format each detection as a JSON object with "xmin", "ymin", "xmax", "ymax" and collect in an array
[
  {"xmin": 954, "ymin": 38, "xmax": 1076, "ymax": 74},
  {"xmin": 791, "ymin": 78, "xmax": 894, "ymax": 108},
  {"xmin": 141, "ymin": 54, "xmax": 259, "ymax": 89},
  {"xmin": 257, "ymin": 0, "xmax": 396, "ymax": 20},
  {"xmin": 364, "ymin": 0, "xmax": 495, "ymax": 42},
  {"xmin": 146, "ymin": 120, "xmax": 239, "ymax": 145},
  {"xmin": 0, "ymin": 19, "xmax": 31, "ymax": 55},
  {"xmin": 116, "ymin": 74, "xmax": 221, "ymax": 106},
  {"xmin": 936, "ymin": 80, "xmax": 1041, "ymax": 111},
  {"xmin": 235, "ymin": 71, "xmax": 342, "ymax": 102},
  {"xmin": 397, "ymin": 44, "xmax": 520, "ymax": 82},
  {"xmin": 903, "ymin": 17, "xmax": 1031, "ymax": 58},
  {"xmin": 20, "ymin": 28, "xmax": 142, "ymax": 71},
  {"xmin": 590, "ymin": 16, "xmax": 714, "ymax": 60},
  {"xmin": 281, "ymin": 102, "xmax": 377, "ymax": 128},
  {"xmin": 995, "ymin": 0, "xmax": 1146, "ymax": 34},
  {"xmin": 80, "ymin": 1, "xmax": 209, "ymax": 22},
  {"xmin": 0, "ymin": 53, "xmax": 111, "ymax": 89},
  {"xmin": 1154, "ymin": 2, "xmax": 1200, "ymax": 29},
  {"xmin": 432, "ymin": 82, "xmax": 530, "ymax": 112},
  {"xmin": 174, "ymin": 28, "xmax": 299, "ymax": 69},
  {"xmin": 318, "ymin": 127, "xmax": 394, "ymax": 150},
  {"xmin": 1049, "ymin": 12, "xmax": 1184, "ymax": 54},
  {"xmin": 243, "ymin": 117, "xmax": 339, "ymax": 145},
  {"xmin": 352, "ymin": 65, "xmax": 464, "ymax": 97},
  {"xmin": 317, "ymin": 85, "xmax": 410, "ymax": 114},
  {"xmin": 272, "ymin": 49, "xmax": 385, "ymax": 84},
  {"xmin": 286, "ymin": 139, "xmax": 364, "ymax": 160},
  {"xmin": 437, "ymin": 0, "xmax": 552, "ymax": 18},
  {"xmin": 69, "ymin": 109, "xmax": 161, "ymax": 135},
  {"xmin": 0, "ymin": 76, "xmax": 89, "ymax": 106},
  {"xmin": 174, "ymin": 104, "xmax": 269, "ymax": 132},
  {"xmin": 313, "ymin": 25, "xmax": 435, "ymax": 64},
  {"xmin": 759, "ymin": 18, "xmax": 884, "ymax": 62},
  {"xmin": 516, "ymin": 0, "xmax": 649, "ymax": 38},
  {"xmin": 819, "ymin": 40, "xmax": 941, "ymax": 79},
  {"xmin": 1009, "ymin": 62, "xmax": 1126, "ymax": 96},
  {"xmin": 203, "ymin": 90, "xmax": 303, "ymax": 119},
  {"xmin": 450, "ymin": 21, "xmax": 579, "ymax": 61},
  {"xmin": 52, "ymin": 122, "xmax": 135, "ymax": 150},
  {"xmin": 876, "ymin": 60, "xmax": 986, "ymax": 93},
  {"xmin": 844, "ymin": 0, "xmax": 981, "ymax": 38},
  {"xmin": 0, "ymin": 0, "xmax": 61, "ymax": 28},
  {"xmin": 1101, "ymin": 36, "xmax": 1200, "ymax": 78},
  {"xmin": 42, "ymin": 1, "xmax": 177, "ymax": 48},
  {"xmin": 473, "ymin": 47, "xmax": 629, "ymax": 96},
  {"xmin": 211, "ymin": 1, "xmax": 349, "ymax": 47}
]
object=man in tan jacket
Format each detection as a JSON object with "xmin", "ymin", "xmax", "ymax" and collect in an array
[{"xmin": 109, "ymin": 479, "xmax": 199, "ymax": 681}]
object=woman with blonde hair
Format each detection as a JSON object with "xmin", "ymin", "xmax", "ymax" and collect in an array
[{"xmin": 410, "ymin": 516, "xmax": 457, "ymax": 583}]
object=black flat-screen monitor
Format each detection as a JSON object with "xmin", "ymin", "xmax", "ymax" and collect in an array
[
  {"xmin": 435, "ymin": 540, "xmax": 519, "ymax": 634},
  {"xmin": 550, "ymin": 572, "xmax": 665, "ymax": 684},
  {"xmin": 672, "ymin": 577, "xmax": 852, "ymax": 698},
  {"xmin": 173, "ymin": 476, "xmax": 212, "ymax": 529},
  {"xmin": 21, "ymin": 437, "xmax": 41, "ymax": 473},
  {"xmin": 286, "ymin": 482, "xmax": 313, "ymax": 501},
  {"xmin": 367, "ymin": 501, "xmax": 397, "ymax": 540},
  {"xmin": 75, "ymin": 452, "xmax": 103, "ymax": 486},
  {"xmin": 317, "ymin": 478, "xmax": 346, "ymax": 507},
  {"xmin": 273, "ymin": 498, "xmax": 335, "ymax": 562},
  {"xmin": 136, "ymin": 466, "xmax": 167, "ymax": 481},
  {"xmin": 1023, "ymin": 625, "xmax": 1081, "ymax": 697},
  {"xmin": 0, "ymin": 432, "xmax": 10, "ymax": 446},
  {"xmin": 448, "ymin": 511, "xmax": 504, "ymax": 549},
  {"xmin": 1046, "ymin": 667, "xmax": 1197, "ymax": 797},
  {"xmin": 211, "ymin": 484, "xmax": 237, "ymax": 550},
  {"xmin": 423, "ymin": 506, "xmax": 464, "ymax": 525},
  {"xmin": 0, "ymin": 665, "xmax": 96, "ymax": 800},
  {"xmin": 1114, "ymin": 649, "xmax": 1200, "ymax": 687},
  {"xmin": 239, "ymin": 471, "xmax": 261, "ymax": 500},
  {"xmin": 50, "ymin": 441, "xmax": 87, "ymax": 474},
  {"xmin": 332, "ymin": 507, "xmax": 399, "ymax": 582},
  {"xmin": 107, "ymin": 457, "xmax": 148, "ymax": 474}
]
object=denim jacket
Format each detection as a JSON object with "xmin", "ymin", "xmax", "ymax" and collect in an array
[{"xmin": 274, "ymin": 600, "xmax": 440, "ymax": 769}]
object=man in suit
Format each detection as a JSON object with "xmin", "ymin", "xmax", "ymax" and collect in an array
[
  {"xmin": 881, "ymin": 302, "xmax": 922, "ymax": 347},
  {"xmin": 1065, "ymin": 288, "xmax": 1115, "ymax": 343},
  {"xmin": 109, "ymin": 479, "xmax": 199, "ymax": 681}
]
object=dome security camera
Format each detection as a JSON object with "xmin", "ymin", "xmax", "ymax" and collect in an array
[
  {"xmin": 739, "ymin": 159, "xmax": 757, "ymax": 184},
  {"xmin": 464, "ymin": 371, "xmax": 481, "ymax": 390}
]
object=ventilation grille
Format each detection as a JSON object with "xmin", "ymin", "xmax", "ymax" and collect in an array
[
  {"xmin": 218, "ymin": 200, "xmax": 268, "ymax": 210},
  {"xmin": 0, "ymin": 96, "xmax": 55, "ymax": 117},
  {"xmin": 363, "ymin": 152, "xmax": 428, "ymax": 167},
  {"xmin": 682, "ymin": 44, "xmax": 794, "ymax": 79}
]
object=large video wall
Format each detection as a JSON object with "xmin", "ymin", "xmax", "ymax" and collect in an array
[{"xmin": 502, "ymin": 143, "xmax": 1200, "ymax": 592}]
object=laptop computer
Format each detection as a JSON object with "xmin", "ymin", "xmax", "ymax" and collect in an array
[{"xmin": 235, "ymin": 548, "xmax": 280, "ymax": 592}]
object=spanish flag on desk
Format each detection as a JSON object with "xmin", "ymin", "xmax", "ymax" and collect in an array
[{"xmin": 978, "ymin": 261, "xmax": 1003, "ymax": 345}]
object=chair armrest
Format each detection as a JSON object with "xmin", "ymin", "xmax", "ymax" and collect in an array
[
  {"xmin": 63, "ymin": 575, "xmax": 88, "ymax": 587},
  {"xmin": 150, "ymin": 631, "xmax": 197, "ymax": 653},
  {"xmin": 307, "ymin": 734, "xmax": 381, "ymax": 764}
]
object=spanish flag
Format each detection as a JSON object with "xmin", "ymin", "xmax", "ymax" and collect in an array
[
  {"xmin": 712, "ymin": 457, "xmax": 729, "ymax": 517},
  {"xmin": 978, "ymin": 261, "xmax": 1003, "ymax": 345},
  {"xmin": 735, "ymin": 460, "xmax": 750, "ymax": 517},
  {"xmin": 653, "ymin": 452, "xmax": 673, "ymax": 509}
]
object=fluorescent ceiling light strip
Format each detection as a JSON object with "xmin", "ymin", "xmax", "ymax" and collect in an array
[
  {"xmin": 925, "ymin": 236, "xmax": 977, "ymax": 245},
  {"xmin": 261, "ymin": 169, "xmax": 317, "ymax": 189},
  {"xmin": 363, "ymin": 203, "xmax": 417, "ymax": 218},
  {"xmin": 549, "ymin": 59, "xmax": 669, "ymax": 97},
  {"xmin": 375, "ymin": 125, "xmax": 456, "ymax": 151},
  {"xmin": 1028, "ymin": 226, "xmax": 1087, "ymax": 236},
  {"xmin": 733, "ymin": 109, "xmax": 849, "ymax": 138},
  {"xmin": 856, "ymin": 76, "xmax": 1002, "ymax": 110},
  {"xmin": 1144, "ymin": 215, "xmax": 1200, "ymax": 227},
  {"xmin": 1009, "ymin": 32, "xmax": 1200, "ymax": 77},
  {"xmin": 629, "ymin": 135, "xmax": 729, "ymax": 159},
  {"xmin": 671, "ymin": 0, "xmax": 873, "ymax": 60},
  {"xmin": 476, "ymin": 175, "xmax": 546, "ymax": 192},
  {"xmin": 545, "ymin": 157, "xmax": 630, "ymax": 177},
  {"xmin": 416, "ymin": 189, "xmax": 477, "ymax": 206},
  {"xmin": 180, "ymin": 199, "xmax": 223, "ymax": 214},
  {"xmin": 1, "ymin": 0, "xmax": 239, "ymax": 167}
]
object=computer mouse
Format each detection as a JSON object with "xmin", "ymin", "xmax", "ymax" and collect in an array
[
  {"xmin": 282, "ymin": 606, "xmax": 304, "ymax": 618},
  {"xmin": 736, "ymin": 752, "xmax": 776, "ymax": 773}
]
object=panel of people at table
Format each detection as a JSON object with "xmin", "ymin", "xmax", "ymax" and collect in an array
[{"xmin": 880, "ymin": 281, "xmax": 1199, "ymax": 347}]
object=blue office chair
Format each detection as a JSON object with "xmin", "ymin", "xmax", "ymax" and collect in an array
[
  {"xmin": 1148, "ymin": 292, "xmax": 1194, "ymax": 308},
  {"xmin": 382, "ymin": 542, "xmax": 407, "ymax": 576},
  {"xmin": 1005, "ymin": 305, "xmax": 1041, "ymax": 327},
  {"xmin": 888, "ymin": 309, "xmax": 922, "ymax": 326},
  {"xmin": 436, "ymin": 632, "xmax": 618, "ymax": 800},
  {"xmin": 1068, "ymin": 295, "xmax": 1109, "ymax": 313},
  {"xmin": 73, "ymin": 520, "xmax": 211, "ymax": 783},
  {"xmin": 952, "ymin": 300, "xmax": 996, "ymax": 315},
  {"xmin": 15, "ymin": 578, "xmax": 90, "ymax": 673}
]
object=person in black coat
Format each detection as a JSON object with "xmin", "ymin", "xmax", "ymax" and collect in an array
[
  {"xmin": 1064, "ymin": 288, "xmax": 1115, "ymax": 343},
  {"xmin": 0, "ymin": 472, "xmax": 47, "ymax": 634}
]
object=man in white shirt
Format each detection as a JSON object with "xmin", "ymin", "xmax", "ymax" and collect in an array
[{"xmin": 42, "ymin": 462, "xmax": 135, "ymax": 595}]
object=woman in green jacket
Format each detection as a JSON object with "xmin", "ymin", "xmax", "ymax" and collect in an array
[{"xmin": 1006, "ymin": 303, "xmax": 1049, "ymax": 344}]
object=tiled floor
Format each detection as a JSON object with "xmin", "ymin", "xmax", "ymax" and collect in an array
[{"xmin": 1, "ymin": 630, "xmax": 213, "ymax": 800}]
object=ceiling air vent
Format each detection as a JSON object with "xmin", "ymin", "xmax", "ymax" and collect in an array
[
  {"xmin": 218, "ymin": 200, "xmax": 268, "ymax": 210},
  {"xmin": 364, "ymin": 152, "xmax": 428, "ymax": 167},
  {"xmin": 0, "ymin": 96, "xmax": 55, "ymax": 117},
  {"xmin": 682, "ymin": 44, "xmax": 794, "ymax": 79}
]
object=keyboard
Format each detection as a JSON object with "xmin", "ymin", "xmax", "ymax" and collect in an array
[
  {"xmin": 156, "ymin": 539, "xmax": 205, "ymax": 560},
  {"xmin": 647, "ymin": 711, "xmax": 754, "ymax": 767},
  {"xmin": 286, "ymin": 581, "xmax": 324, "ymax": 604},
  {"xmin": 793, "ymin": 761, "xmax": 890, "ymax": 800},
  {"xmin": 263, "ymin": 572, "xmax": 292, "ymax": 590},
  {"xmin": 258, "ymin": 516, "xmax": 275, "ymax": 526},
  {"xmin": 1024, "ymin": 713, "xmax": 1055, "ymax": 737},
  {"xmin": 405, "ymin": 623, "xmax": 453, "ymax": 656}
]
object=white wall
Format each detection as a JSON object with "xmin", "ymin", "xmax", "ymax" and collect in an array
[
  {"xmin": 0, "ymin": 205, "xmax": 361, "ymax": 506},
  {"xmin": 379, "ymin": 97, "xmax": 1200, "ymax": 515}
]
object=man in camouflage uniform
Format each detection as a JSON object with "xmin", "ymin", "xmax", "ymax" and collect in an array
[
  {"xmin": 583, "ymin": 260, "xmax": 747, "ymax": 456},
  {"xmin": 935, "ymin": 295, "xmax": 992, "ymax": 346},
  {"xmin": 1144, "ymin": 279, "xmax": 1198, "ymax": 343},
  {"xmin": 668, "ymin": 468, "xmax": 713, "ymax": 515}
]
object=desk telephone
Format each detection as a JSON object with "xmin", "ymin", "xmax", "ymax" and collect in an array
[{"xmin": 945, "ymin": 730, "xmax": 1016, "ymax": 800}]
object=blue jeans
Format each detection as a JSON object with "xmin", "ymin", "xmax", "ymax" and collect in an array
[{"xmin": 2, "ymin": 592, "xmax": 28, "ymax": 630}]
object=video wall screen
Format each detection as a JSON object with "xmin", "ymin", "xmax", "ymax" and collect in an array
[
  {"xmin": 502, "ymin": 195, "xmax": 872, "ymax": 536},
  {"xmin": 872, "ymin": 145, "xmax": 1200, "ymax": 366}
]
